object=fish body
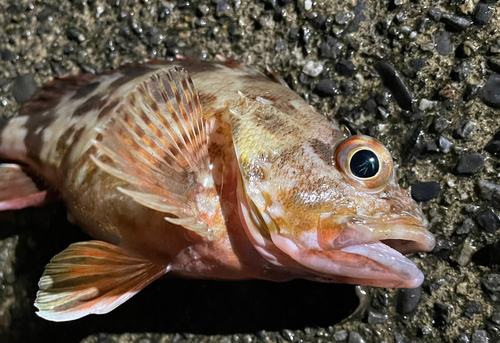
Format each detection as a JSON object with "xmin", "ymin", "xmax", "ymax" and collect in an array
[{"xmin": 0, "ymin": 58, "xmax": 435, "ymax": 321}]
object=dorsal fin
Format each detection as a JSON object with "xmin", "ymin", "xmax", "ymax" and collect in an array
[{"xmin": 91, "ymin": 67, "xmax": 219, "ymax": 239}]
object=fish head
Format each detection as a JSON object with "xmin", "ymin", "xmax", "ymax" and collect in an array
[{"xmin": 231, "ymin": 99, "xmax": 434, "ymax": 288}]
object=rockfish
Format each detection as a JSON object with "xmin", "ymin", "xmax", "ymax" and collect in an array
[{"xmin": 0, "ymin": 58, "xmax": 435, "ymax": 322}]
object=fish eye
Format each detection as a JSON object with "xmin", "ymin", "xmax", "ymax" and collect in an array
[
  {"xmin": 334, "ymin": 135, "xmax": 393, "ymax": 192},
  {"xmin": 350, "ymin": 149, "xmax": 380, "ymax": 179}
]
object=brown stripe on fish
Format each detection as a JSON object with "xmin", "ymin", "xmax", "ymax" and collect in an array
[
  {"xmin": 72, "ymin": 94, "xmax": 104, "ymax": 117},
  {"xmin": 108, "ymin": 63, "xmax": 157, "ymax": 90},
  {"xmin": 22, "ymin": 111, "xmax": 58, "ymax": 165},
  {"xmin": 19, "ymin": 74, "xmax": 96, "ymax": 117},
  {"xmin": 310, "ymin": 139, "xmax": 335, "ymax": 166},
  {"xmin": 71, "ymin": 81, "xmax": 101, "ymax": 100}
]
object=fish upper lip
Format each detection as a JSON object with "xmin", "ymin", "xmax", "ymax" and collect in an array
[{"xmin": 319, "ymin": 213, "xmax": 435, "ymax": 254}]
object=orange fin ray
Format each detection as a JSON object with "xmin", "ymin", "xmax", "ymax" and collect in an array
[
  {"xmin": 91, "ymin": 68, "xmax": 215, "ymax": 238},
  {"xmin": 0, "ymin": 163, "xmax": 54, "ymax": 210},
  {"xmin": 35, "ymin": 241, "xmax": 169, "ymax": 322}
]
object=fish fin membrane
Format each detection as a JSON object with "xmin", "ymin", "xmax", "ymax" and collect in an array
[
  {"xmin": 0, "ymin": 163, "xmax": 54, "ymax": 210},
  {"xmin": 35, "ymin": 240, "xmax": 168, "ymax": 322},
  {"xmin": 91, "ymin": 67, "xmax": 215, "ymax": 239}
]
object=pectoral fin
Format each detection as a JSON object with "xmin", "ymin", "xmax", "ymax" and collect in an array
[
  {"xmin": 91, "ymin": 67, "xmax": 218, "ymax": 239},
  {"xmin": 35, "ymin": 241, "xmax": 169, "ymax": 322},
  {"xmin": 0, "ymin": 163, "xmax": 54, "ymax": 210}
]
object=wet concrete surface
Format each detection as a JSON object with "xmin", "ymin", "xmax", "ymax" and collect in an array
[{"xmin": 1, "ymin": 0, "xmax": 500, "ymax": 342}]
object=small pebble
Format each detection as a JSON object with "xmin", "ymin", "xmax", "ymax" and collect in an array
[
  {"xmin": 375, "ymin": 62, "xmax": 414, "ymax": 110},
  {"xmin": 451, "ymin": 61, "xmax": 472, "ymax": 81},
  {"xmin": 319, "ymin": 36, "xmax": 342, "ymax": 59},
  {"xmin": 475, "ymin": 208, "xmax": 500, "ymax": 233},
  {"xmin": 410, "ymin": 58, "xmax": 426, "ymax": 71},
  {"xmin": 425, "ymin": 141, "xmax": 439, "ymax": 153},
  {"xmin": 456, "ymin": 217, "xmax": 475, "ymax": 235},
  {"xmin": 433, "ymin": 117, "xmax": 451, "ymax": 133},
  {"xmin": 438, "ymin": 137, "xmax": 453, "ymax": 153},
  {"xmin": 486, "ymin": 134, "xmax": 500, "ymax": 157},
  {"xmin": 477, "ymin": 180, "xmax": 500, "ymax": 209},
  {"xmin": 491, "ymin": 311, "xmax": 500, "ymax": 325},
  {"xmin": 471, "ymin": 330, "xmax": 489, "ymax": 343},
  {"xmin": 397, "ymin": 287, "xmax": 422, "ymax": 314},
  {"xmin": 454, "ymin": 120, "xmax": 476, "ymax": 139},
  {"xmin": 474, "ymin": 4, "xmax": 494, "ymax": 26},
  {"xmin": 334, "ymin": 330, "xmax": 348, "ymax": 342},
  {"xmin": 419, "ymin": 98, "xmax": 437, "ymax": 111},
  {"xmin": 411, "ymin": 181, "xmax": 440, "ymax": 202},
  {"xmin": 434, "ymin": 30, "xmax": 453, "ymax": 56},
  {"xmin": 336, "ymin": 59, "xmax": 356, "ymax": 77},
  {"xmin": 12, "ymin": 74, "xmax": 38, "ymax": 105},
  {"xmin": 302, "ymin": 61, "xmax": 324, "ymax": 77},
  {"xmin": 434, "ymin": 302, "xmax": 453, "ymax": 326},
  {"xmin": 429, "ymin": 7, "xmax": 443, "ymax": 21},
  {"xmin": 393, "ymin": 332, "xmax": 404, "ymax": 343},
  {"xmin": 367, "ymin": 310, "xmax": 388, "ymax": 325},
  {"xmin": 315, "ymin": 79, "xmax": 340, "ymax": 97},
  {"xmin": 1, "ymin": 49, "xmax": 13, "ymax": 61},
  {"xmin": 463, "ymin": 84, "xmax": 480, "ymax": 102},
  {"xmin": 464, "ymin": 301, "xmax": 482, "ymax": 319},
  {"xmin": 348, "ymin": 331, "xmax": 365, "ymax": 343},
  {"xmin": 481, "ymin": 74, "xmax": 500, "ymax": 109},
  {"xmin": 441, "ymin": 13, "xmax": 472, "ymax": 31},
  {"xmin": 455, "ymin": 153, "xmax": 486, "ymax": 175},
  {"xmin": 455, "ymin": 333, "xmax": 470, "ymax": 343},
  {"xmin": 67, "ymin": 28, "xmax": 85, "ymax": 43}
]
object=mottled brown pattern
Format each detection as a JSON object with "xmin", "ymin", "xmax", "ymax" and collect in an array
[
  {"xmin": 310, "ymin": 139, "xmax": 334, "ymax": 165},
  {"xmin": 23, "ymin": 112, "xmax": 57, "ymax": 165},
  {"xmin": 97, "ymin": 99, "xmax": 119, "ymax": 119},
  {"xmin": 71, "ymin": 81, "xmax": 100, "ymax": 99},
  {"xmin": 72, "ymin": 94, "xmax": 103, "ymax": 117},
  {"xmin": 108, "ymin": 64, "xmax": 156, "ymax": 90},
  {"xmin": 55, "ymin": 125, "xmax": 76, "ymax": 158},
  {"xmin": 19, "ymin": 74, "xmax": 96, "ymax": 116}
]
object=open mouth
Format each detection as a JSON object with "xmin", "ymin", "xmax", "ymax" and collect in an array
[{"xmin": 269, "ymin": 217, "xmax": 436, "ymax": 289}]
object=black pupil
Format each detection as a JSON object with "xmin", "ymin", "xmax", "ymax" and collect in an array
[{"xmin": 350, "ymin": 149, "xmax": 379, "ymax": 178}]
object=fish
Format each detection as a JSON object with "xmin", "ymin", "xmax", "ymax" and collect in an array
[{"xmin": 0, "ymin": 57, "xmax": 435, "ymax": 322}]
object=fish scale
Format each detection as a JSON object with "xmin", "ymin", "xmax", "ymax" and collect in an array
[{"xmin": 0, "ymin": 58, "xmax": 434, "ymax": 322}]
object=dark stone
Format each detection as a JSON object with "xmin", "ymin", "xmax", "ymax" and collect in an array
[
  {"xmin": 455, "ymin": 333, "xmax": 470, "ymax": 343},
  {"xmin": 429, "ymin": 7, "xmax": 442, "ymax": 21},
  {"xmin": 397, "ymin": 287, "xmax": 422, "ymax": 314},
  {"xmin": 289, "ymin": 27, "xmax": 300, "ymax": 41},
  {"xmin": 339, "ymin": 81, "xmax": 355, "ymax": 96},
  {"xmin": 367, "ymin": 310, "xmax": 388, "ymax": 325},
  {"xmin": 471, "ymin": 330, "xmax": 489, "ymax": 343},
  {"xmin": 196, "ymin": 4, "xmax": 209, "ymax": 17},
  {"xmin": 308, "ymin": 12, "xmax": 326, "ymax": 29},
  {"xmin": 411, "ymin": 181, "xmax": 440, "ymax": 202},
  {"xmin": 476, "ymin": 208, "xmax": 500, "ymax": 233},
  {"xmin": 474, "ymin": 4, "xmax": 493, "ymax": 25},
  {"xmin": 348, "ymin": 331, "xmax": 365, "ymax": 343},
  {"xmin": 1, "ymin": 49, "xmax": 13, "ymax": 61},
  {"xmin": 463, "ymin": 84, "xmax": 480, "ymax": 102},
  {"xmin": 67, "ymin": 28, "xmax": 85, "ymax": 43},
  {"xmin": 486, "ymin": 140, "xmax": 500, "ymax": 157},
  {"xmin": 374, "ymin": 62, "xmax": 414, "ymax": 111},
  {"xmin": 428, "ymin": 278, "xmax": 446, "ymax": 293},
  {"xmin": 433, "ymin": 238, "xmax": 454, "ymax": 253},
  {"xmin": 37, "ymin": 6, "xmax": 56, "ymax": 23},
  {"xmin": 464, "ymin": 301, "xmax": 482, "ymax": 319},
  {"xmin": 432, "ymin": 117, "xmax": 451, "ymax": 133},
  {"xmin": 315, "ymin": 79, "xmax": 340, "ymax": 97},
  {"xmin": 335, "ymin": 59, "xmax": 356, "ymax": 77},
  {"xmin": 451, "ymin": 61, "xmax": 472, "ymax": 81},
  {"xmin": 410, "ymin": 58, "xmax": 426, "ymax": 71},
  {"xmin": 434, "ymin": 303, "xmax": 453, "ymax": 326},
  {"xmin": 441, "ymin": 13, "xmax": 472, "ymax": 31},
  {"xmin": 483, "ymin": 273, "xmax": 500, "ymax": 293},
  {"xmin": 165, "ymin": 40, "xmax": 179, "ymax": 56},
  {"xmin": 434, "ymin": 30, "xmax": 453, "ymax": 56},
  {"xmin": 345, "ymin": 0, "xmax": 366, "ymax": 33},
  {"xmin": 393, "ymin": 332, "xmax": 404, "ymax": 343},
  {"xmin": 376, "ymin": 106, "xmax": 390, "ymax": 120},
  {"xmin": 12, "ymin": 73, "xmax": 38, "ymax": 105},
  {"xmin": 319, "ymin": 36, "xmax": 342, "ymax": 59},
  {"xmin": 488, "ymin": 58, "xmax": 500, "ymax": 73},
  {"xmin": 492, "ymin": 311, "xmax": 500, "ymax": 325},
  {"xmin": 478, "ymin": 180, "xmax": 500, "ymax": 210},
  {"xmin": 363, "ymin": 98, "xmax": 377, "ymax": 113},
  {"xmin": 158, "ymin": 5, "xmax": 170, "ymax": 21},
  {"xmin": 455, "ymin": 153, "xmax": 486, "ymax": 175},
  {"xmin": 372, "ymin": 292, "xmax": 389, "ymax": 309},
  {"xmin": 424, "ymin": 141, "xmax": 439, "ymax": 153},
  {"xmin": 454, "ymin": 119, "xmax": 476, "ymax": 139},
  {"xmin": 438, "ymin": 136, "xmax": 453, "ymax": 153},
  {"xmin": 375, "ymin": 92, "xmax": 392, "ymax": 106},
  {"xmin": 456, "ymin": 218, "xmax": 475, "ymax": 235},
  {"xmin": 481, "ymin": 74, "xmax": 500, "ymax": 108}
]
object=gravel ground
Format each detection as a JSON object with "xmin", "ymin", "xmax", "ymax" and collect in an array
[{"xmin": 1, "ymin": 0, "xmax": 500, "ymax": 342}]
